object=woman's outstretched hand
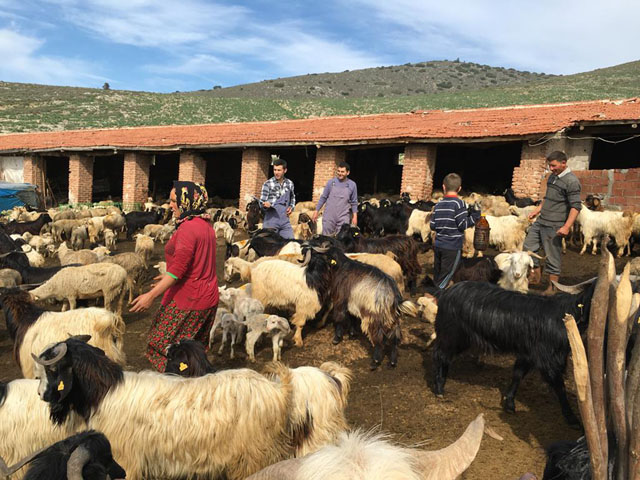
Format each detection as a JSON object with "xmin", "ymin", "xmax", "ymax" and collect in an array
[{"xmin": 130, "ymin": 292, "xmax": 155, "ymax": 312}]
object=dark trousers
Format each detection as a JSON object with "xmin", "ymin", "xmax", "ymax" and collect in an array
[{"xmin": 433, "ymin": 247, "xmax": 461, "ymax": 289}]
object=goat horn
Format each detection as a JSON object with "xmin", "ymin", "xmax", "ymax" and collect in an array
[
  {"xmin": 552, "ymin": 277, "xmax": 597, "ymax": 294},
  {"xmin": 31, "ymin": 342, "xmax": 67, "ymax": 366},
  {"xmin": 0, "ymin": 250, "xmax": 19, "ymax": 258},
  {"xmin": 67, "ymin": 446, "xmax": 91, "ymax": 480},
  {"xmin": 245, "ymin": 458, "xmax": 302, "ymax": 479},
  {"xmin": 526, "ymin": 250, "xmax": 545, "ymax": 260},
  {"xmin": 298, "ymin": 250, "xmax": 312, "ymax": 267},
  {"xmin": 311, "ymin": 245, "xmax": 330, "ymax": 253},
  {"xmin": 0, "ymin": 444, "xmax": 52, "ymax": 476}
]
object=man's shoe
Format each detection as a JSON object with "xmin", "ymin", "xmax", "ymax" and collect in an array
[{"xmin": 528, "ymin": 266, "xmax": 542, "ymax": 285}]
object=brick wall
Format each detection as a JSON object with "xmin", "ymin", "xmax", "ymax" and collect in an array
[
  {"xmin": 573, "ymin": 168, "xmax": 640, "ymax": 210},
  {"xmin": 312, "ymin": 147, "xmax": 345, "ymax": 202},
  {"xmin": 400, "ymin": 144, "xmax": 437, "ymax": 200},
  {"xmin": 239, "ymin": 148, "xmax": 270, "ymax": 209},
  {"xmin": 23, "ymin": 154, "xmax": 45, "ymax": 192},
  {"xmin": 511, "ymin": 143, "xmax": 548, "ymax": 200},
  {"xmin": 68, "ymin": 154, "xmax": 94, "ymax": 205},
  {"xmin": 123, "ymin": 152, "xmax": 151, "ymax": 211},
  {"xmin": 178, "ymin": 151, "xmax": 206, "ymax": 184}
]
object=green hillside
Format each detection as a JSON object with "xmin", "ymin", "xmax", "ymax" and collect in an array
[{"xmin": 0, "ymin": 60, "xmax": 638, "ymax": 134}]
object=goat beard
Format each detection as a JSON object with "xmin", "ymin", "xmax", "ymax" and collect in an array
[{"xmin": 49, "ymin": 401, "xmax": 72, "ymax": 426}]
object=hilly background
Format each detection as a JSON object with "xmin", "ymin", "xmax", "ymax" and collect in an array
[{"xmin": 0, "ymin": 59, "xmax": 638, "ymax": 133}]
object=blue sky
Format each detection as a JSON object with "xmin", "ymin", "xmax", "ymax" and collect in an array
[{"xmin": 0, "ymin": 0, "xmax": 638, "ymax": 92}]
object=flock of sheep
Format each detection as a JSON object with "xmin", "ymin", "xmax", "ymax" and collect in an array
[{"xmin": 0, "ymin": 185, "xmax": 639, "ymax": 479}]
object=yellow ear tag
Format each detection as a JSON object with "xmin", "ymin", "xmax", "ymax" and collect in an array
[
  {"xmin": 354, "ymin": 232, "xmax": 359, "ymax": 236},
  {"xmin": 179, "ymin": 362, "xmax": 188, "ymax": 372},
  {"xmin": 330, "ymin": 259, "xmax": 337, "ymax": 265},
  {"xmin": 57, "ymin": 381, "xmax": 64, "ymax": 391}
]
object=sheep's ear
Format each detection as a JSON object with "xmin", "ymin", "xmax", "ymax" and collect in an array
[{"xmin": 494, "ymin": 253, "xmax": 511, "ymax": 272}]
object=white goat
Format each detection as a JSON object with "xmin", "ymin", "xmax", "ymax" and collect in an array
[
  {"xmin": 406, "ymin": 209, "xmax": 432, "ymax": 242},
  {"xmin": 493, "ymin": 251, "xmax": 536, "ymax": 293},
  {"xmin": 214, "ymin": 221, "xmax": 235, "ymax": 245},
  {"xmin": 577, "ymin": 206, "xmax": 636, "ymax": 257}
]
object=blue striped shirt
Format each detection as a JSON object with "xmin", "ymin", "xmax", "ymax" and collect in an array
[{"xmin": 429, "ymin": 196, "xmax": 479, "ymax": 250}]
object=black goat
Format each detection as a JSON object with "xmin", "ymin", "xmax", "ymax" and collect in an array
[
  {"xmin": 248, "ymin": 229, "xmax": 302, "ymax": 257},
  {"xmin": 307, "ymin": 246, "xmax": 416, "ymax": 369},
  {"xmin": 542, "ymin": 437, "xmax": 591, "ymax": 480},
  {"xmin": 246, "ymin": 199, "xmax": 262, "ymax": 233},
  {"xmin": 165, "ymin": 339, "xmax": 215, "ymax": 377},
  {"xmin": 450, "ymin": 257, "xmax": 501, "ymax": 284},
  {"xmin": 5, "ymin": 430, "xmax": 127, "ymax": 480},
  {"xmin": 3, "ymin": 214, "xmax": 52, "ymax": 236},
  {"xmin": 0, "ymin": 225, "xmax": 20, "ymax": 254},
  {"xmin": 0, "ymin": 251, "xmax": 70, "ymax": 284},
  {"xmin": 433, "ymin": 280, "xmax": 597, "ymax": 426},
  {"xmin": 357, "ymin": 202, "xmax": 411, "ymax": 236},
  {"xmin": 336, "ymin": 225, "xmax": 421, "ymax": 293},
  {"xmin": 124, "ymin": 211, "xmax": 163, "ymax": 239},
  {"xmin": 504, "ymin": 188, "xmax": 539, "ymax": 208},
  {"xmin": 400, "ymin": 192, "xmax": 435, "ymax": 212}
]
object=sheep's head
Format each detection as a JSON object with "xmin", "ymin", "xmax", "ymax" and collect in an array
[
  {"xmin": 266, "ymin": 315, "xmax": 291, "ymax": 334},
  {"xmin": 417, "ymin": 295, "xmax": 438, "ymax": 324}
]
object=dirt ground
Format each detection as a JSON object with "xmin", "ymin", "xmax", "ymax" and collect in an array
[{"xmin": 0, "ymin": 236, "xmax": 634, "ymax": 479}]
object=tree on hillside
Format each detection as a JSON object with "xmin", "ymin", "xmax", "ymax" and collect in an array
[{"xmin": 102, "ymin": 82, "xmax": 110, "ymax": 90}]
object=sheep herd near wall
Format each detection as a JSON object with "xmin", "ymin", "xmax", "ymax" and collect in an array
[{"xmin": 0, "ymin": 181, "xmax": 638, "ymax": 479}]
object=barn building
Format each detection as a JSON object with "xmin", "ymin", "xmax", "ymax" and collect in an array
[{"xmin": 0, "ymin": 97, "xmax": 638, "ymax": 210}]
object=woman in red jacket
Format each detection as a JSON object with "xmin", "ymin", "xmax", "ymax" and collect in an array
[{"xmin": 130, "ymin": 181, "xmax": 219, "ymax": 371}]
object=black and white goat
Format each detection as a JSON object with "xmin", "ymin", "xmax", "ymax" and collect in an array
[
  {"xmin": 305, "ymin": 245, "xmax": 417, "ymax": 369},
  {"xmin": 0, "ymin": 430, "xmax": 126, "ymax": 480},
  {"xmin": 336, "ymin": 225, "xmax": 421, "ymax": 294},
  {"xmin": 32, "ymin": 337, "xmax": 350, "ymax": 479},
  {"xmin": 432, "ymin": 280, "xmax": 597, "ymax": 425},
  {"xmin": 164, "ymin": 339, "xmax": 215, "ymax": 377}
]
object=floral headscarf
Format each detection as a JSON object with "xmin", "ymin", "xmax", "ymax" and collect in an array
[{"xmin": 172, "ymin": 181, "xmax": 209, "ymax": 223}]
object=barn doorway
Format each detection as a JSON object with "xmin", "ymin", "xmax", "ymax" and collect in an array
[
  {"xmin": 43, "ymin": 155, "xmax": 69, "ymax": 205},
  {"xmin": 346, "ymin": 146, "xmax": 404, "ymax": 196},
  {"xmin": 590, "ymin": 135, "xmax": 640, "ymax": 169},
  {"xmin": 92, "ymin": 154, "xmax": 124, "ymax": 202},
  {"xmin": 269, "ymin": 147, "xmax": 316, "ymax": 202},
  {"xmin": 204, "ymin": 150, "xmax": 242, "ymax": 204},
  {"xmin": 433, "ymin": 142, "xmax": 521, "ymax": 195},
  {"xmin": 149, "ymin": 153, "xmax": 179, "ymax": 202}
]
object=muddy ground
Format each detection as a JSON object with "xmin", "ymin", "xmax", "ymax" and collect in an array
[{"xmin": 0, "ymin": 236, "xmax": 634, "ymax": 479}]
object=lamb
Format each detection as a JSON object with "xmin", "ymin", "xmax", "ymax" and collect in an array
[
  {"xmin": 165, "ymin": 339, "xmax": 215, "ymax": 377},
  {"xmin": 248, "ymin": 414, "xmax": 485, "ymax": 480},
  {"xmin": 29, "ymin": 263, "xmax": 128, "ymax": 314},
  {"xmin": 142, "ymin": 223, "xmax": 164, "ymax": 240},
  {"xmin": 577, "ymin": 206, "xmax": 636, "ymax": 256},
  {"xmin": 245, "ymin": 314, "xmax": 291, "ymax": 363},
  {"xmin": 33, "ymin": 338, "xmax": 350, "ymax": 479},
  {"xmin": 103, "ymin": 228, "xmax": 117, "ymax": 251},
  {"xmin": 216, "ymin": 311, "xmax": 245, "ymax": 359},
  {"xmin": 134, "ymin": 234, "xmax": 154, "ymax": 268},
  {"xmin": 0, "ymin": 430, "xmax": 126, "ymax": 480},
  {"xmin": 405, "ymin": 209, "xmax": 432, "ymax": 242},
  {"xmin": 86, "ymin": 217, "xmax": 105, "ymax": 243},
  {"xmin": 20, "ymin": 244, "xmax": 45, "ymax": 268},
  {"xmin": 57, "ymin": 242, "xmax": 98, "ymax": 266},
  {"xmin": 100, "ymin": 252, "xmax": 146, "ymax": 303}
]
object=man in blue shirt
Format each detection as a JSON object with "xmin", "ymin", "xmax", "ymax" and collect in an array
[
  {"xmin": 312, "ymin": 161, "xmax": 358, "ymax": 235},
  {"xmin": 259, "ymin": 158, "xmax": 296, "ymax": 239}
]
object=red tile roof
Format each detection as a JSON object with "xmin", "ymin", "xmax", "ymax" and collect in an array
[{"xmin": 0, "ymin": 98, "xmax": 638, "ymax": 153}]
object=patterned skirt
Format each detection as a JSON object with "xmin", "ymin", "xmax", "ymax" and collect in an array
[{"xmin": 146, "ymin": 301, "xmax": 217, "ymax": 372}]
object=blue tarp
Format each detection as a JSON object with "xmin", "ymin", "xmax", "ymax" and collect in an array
[{"xmin": 0, "ymin": 182, "xmax": 40, "ymax": 211}]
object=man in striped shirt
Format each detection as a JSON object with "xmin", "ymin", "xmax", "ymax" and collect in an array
[{"xmin": 429, "ymin": 173, "xmax": 481, "ymax": 288}]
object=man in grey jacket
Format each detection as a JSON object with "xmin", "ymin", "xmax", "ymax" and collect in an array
[{"xmin": 524, "ymin": 150, "xmax": 582, "ymax": 293}]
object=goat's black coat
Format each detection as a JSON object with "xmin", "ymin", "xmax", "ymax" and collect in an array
[
  {"xmin": 38, "ymin": 338, "xmax": 124, "ymax": 425},
  {"xmin": 0, "ymin": 381, "xmax": 6, "ymax": 407},
  {"xmin": 336, "ymin": 224, "xmax": 421, "ymax": 293},
  {"xmin": 23, "ymin": 430, "xmax": 126, "ymax": 480},
  {"xmin": 245, "ymin": 199, "xmax": 262, "ymax": 233},
  {"xmin": 0, "ymin": 289, "xmax": 45, "ymax": 367},
  {"xmin": 165, "ymin": 339, "xmax": 215, "ymax": 377},
  {"xmin": 504, "ymin": 188, "xmax": 539, "ymax": 208},
  {"xmin": 450, "ymin": 257, "xmax": 501, "ymax": 284},
  {"xmin": 542, "ymin": 437, "xmax": 591, "ymax": 480},
  {"xmin": 3, "ymin": 214, "xmax": 52, "ymax": 236},
  {"xmin": 433, "ymin": 281, "xmax": 596, "ymax": 425},
  {"xmin": 357, "ymin": 202, "xmax": 410, "ymax": 236},
  {"xmin": 0, "ymin": 251, "xmax": 70, "ymax": 284},
  {"xmin": 0, "ymin": 224, "xmax": 20, "ymax": 254},
  {"xmin": 124, "ymin": 210, "xmax": 163, "ymax": 238},
  {"xmin": 248, "ymin": 229, "xmax": 302, "ymax": 257}
]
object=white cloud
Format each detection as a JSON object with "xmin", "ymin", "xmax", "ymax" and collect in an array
[
  {"xmin": 0, "ymin": 28, "xmax": 105, "ymax": 85},
  {"xmin": 347, "ymin": 0, "xmax": 640, "ymax": 74}
]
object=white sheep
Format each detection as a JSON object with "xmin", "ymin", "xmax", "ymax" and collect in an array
[
  {"xmin": 70, "ymin": 225, "xmax": 88, "ymax": 250},
  {"xmin": 103, "ymin": 228, "xmax": 117, "ymax": 251},
  {"xmin": 154, "ymin": 261, "xmax": 167, "ymax": 276},
  {"xmin": 51, "ymin": 219, "xmax": 84, "ymax": 243},
  {"xmin": 103, "ymin": 213, "xmax": 126, "ymax": 233},
  {"xmin": 57, "ymin": 242, "xmax": 98, "ymax": 266},
  {"xmin": 248, "ymin": 414, "xmax": 485, "ymax": 480},
  {"xmin": 134, "ymin": 233, "xmax": 154, "ymax": 268},
  {"xmin": 577, "ymin": 206, "xmax": 636, "ymax": 257},
  {"xmin": 0, "ymin": 268, "xmax": 21, "ymax": 288},
  {"xmin": 405, "ymin": 209, "xmax": 432, "ymax": 242},
  {"xmin": 86, "ymin": 216, "xmax": 105, "ymax": 243},
  {"xmin": 27, "ymin": 233, "xmax": 54, "ymax": 255},
  {"xmin": 216, "ymin": 311, "xmax": 245, "ymax": 359},
  {"xmin": 20, "ymin": 244, "xmax": 45, "ymax": 267},
  {"xmin": 245, "ymin": 314, "xmax": 291, "ymax": 363},
  {"xmin": 142, "ymin": 223, "xmax": 164, "ymax": 239},
  {"xmin": 214, "ymin": 221, "xmax": 235, "ymax": 245},
  {"xmin": 29, "ymin": 263, "xmax": 128, "ymax": 314},
  {"xmin": 294, "ymin": 201, "xmax": 316, "ymax": 212},
  {"xmin": 101, "ymin": 252, "xmax": 146, "ymax": 303},
  {"xmin": 157, "ymin": 223, "xmax": 175, "ymax": 243}
]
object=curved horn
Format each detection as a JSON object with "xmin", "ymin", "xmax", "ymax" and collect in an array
[
  {"xmin": 526, "ymin": 250, "xmax": 545, "ymax": 260},
  {"xmin": 245, "ymin": 457, "xmax": 302, "ymax": 480},
  {"xmin": 31, "ymin": 342, "xmax": 67, "ymax": 366},
  {"xmin": 66, "ymin": 446, "xmax": 91, "ymax": 480},
  {"xmin": 411, "ymin": 413, "xmax": 485, "ymax": 480},
  {"xmin": 552, "ymin": 277, "xmax": 597, "ymax": 294},
  {"xmin": 0, "ymin": 444, "xmax": 52, "ymax": 476},
  {"xmin": 298, "ymin": 250, "xmax": 312, "ymax": 267}
]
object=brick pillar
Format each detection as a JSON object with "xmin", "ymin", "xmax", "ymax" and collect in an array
[
  {"xmin": 178, "ymin": 151, "xmax": 206, "ymax": 184},
  {"xmin": 123, "ymin": 153, "xmax": 151, "ymax": 211},
  {"xmin": 23, "ymin": 154, "xmax": 45, "ymax": 192},
  {"xmin": 512, "ymin": 143, "xmax": 549, "ymax": 201},
  {"xmin": 68, "ymin": 154, "xmax": 94, "ymax": 205},
  {"xmin": 239, "ymin": 148, "xmax": 270, "ymax": 209},
  {"xmin": 312, "ymin": 147, "xmax": 345, "ymax": 202},
  {"xmin": 400, "ymin": 144, "xmax": 437, "ymax": 200}
]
